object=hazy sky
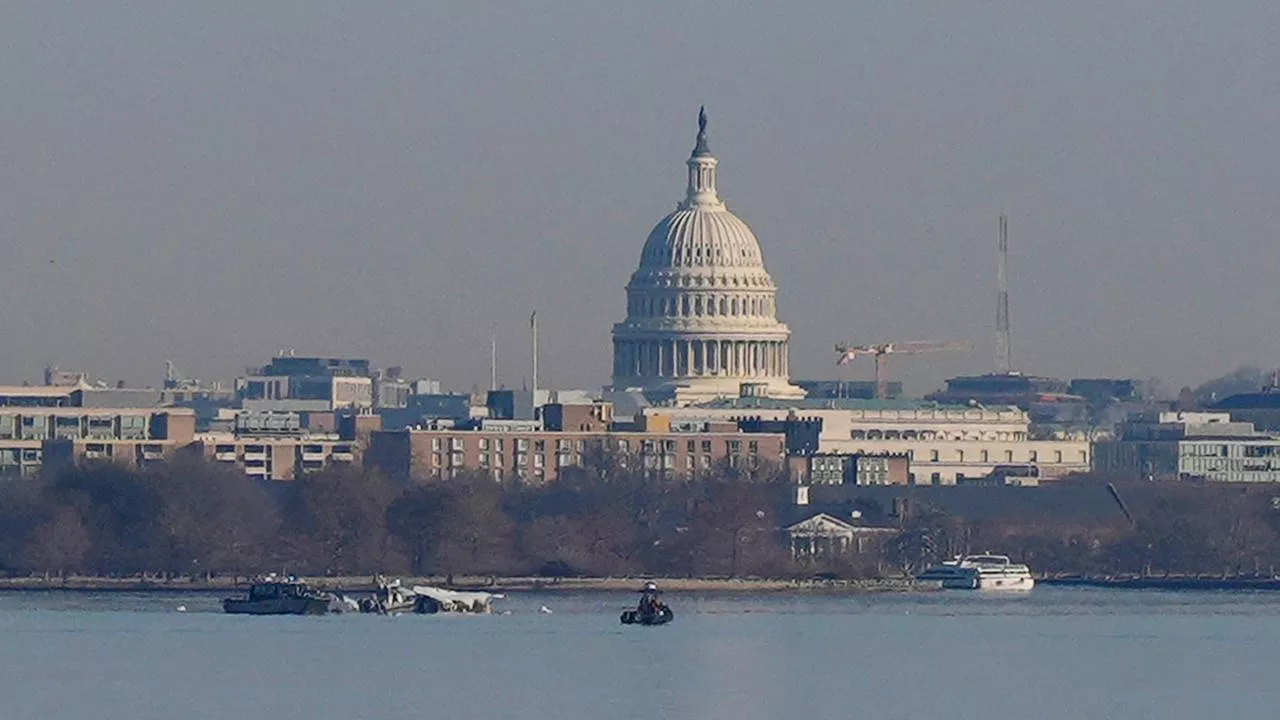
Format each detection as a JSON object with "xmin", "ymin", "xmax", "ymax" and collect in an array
[{"xmin": 2, "ymin": 2, "xmax": 1277, "ymax": 393}]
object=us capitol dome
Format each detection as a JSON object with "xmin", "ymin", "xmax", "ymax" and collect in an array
[{"xmin": 609, "ymin": 108, "xmax": 805, "ymax": 405}]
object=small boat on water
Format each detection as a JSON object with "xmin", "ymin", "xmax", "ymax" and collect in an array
[
  {"xmin": 222, "ymin": 577, "xmax": 341, "ymax": 615},
  {"xmin": 917, "ymin": 554, "xmax": 1035, "ymax": 591},
  {"xmin": 621, "ymin": 582, "xmax": 674, "ymax": 625}
]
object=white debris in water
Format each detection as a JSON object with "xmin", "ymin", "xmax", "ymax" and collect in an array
[
  {"xmin": 538, "ymin": 605, "xmax": 553, "ymax": 614},
  {"xmin": 176, "ymin": 605, "xmax": 187, "ymax": 613}
]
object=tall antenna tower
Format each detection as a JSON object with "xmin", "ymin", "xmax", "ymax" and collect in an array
[
  {"xmin": 995, "ymin": 214, "xmax": 1012, "ymax": 375},
  {"xmin": 530, "ymin": 310, "xmax": 539, "ymax": 399},
  {"xmin": 490, "ymin": 335, "xmax": 498, "ymax": 391}
]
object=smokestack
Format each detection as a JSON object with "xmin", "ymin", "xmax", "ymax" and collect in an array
[{"xmin": 995, "ymin": 214, "xmax": 1011, "ymax": 375}]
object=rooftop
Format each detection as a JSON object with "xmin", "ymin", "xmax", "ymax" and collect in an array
[{"xmin": 693, "ymin": 396, "xmax": 985, "ymax": 412}]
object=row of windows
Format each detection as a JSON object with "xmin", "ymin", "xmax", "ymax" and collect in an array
[
  {"xmin": 431, "ymin": 451, "xmax": 725, "ymax": 473},
  {"xmin": 0, "ymin": 414, "xmax": 150, "ymax": 441},
  {"xmin": 627, "ymin": 293, "xmax": 773, "ymax": 319},
  {"xmin": 427, "ymin": 436, "xmax": 759, "ymax": 455},
  {"xmin": 850, "ymin": 429, "xmax": 1028, "ymax": 442},
  {"xmin": 1181, "ymin": 443, "xmax": 1280, "ymax": 458},
  {"xmin": 849, "ymin": 448, "xmax": 1087, "ymax": 464}
]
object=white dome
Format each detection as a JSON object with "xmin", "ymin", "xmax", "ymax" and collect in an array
[
  {"xmin": 608, "ymin": 108, "xmax": 804, "ymax": 405},
  {"xmin": 639, "ymin": 208, "xmax": 766, "ymax": 270}
]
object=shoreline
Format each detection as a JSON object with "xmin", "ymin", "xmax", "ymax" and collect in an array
[{"xmin": 0, "ymin": 575, "xmax": 934, "ymax": 594}]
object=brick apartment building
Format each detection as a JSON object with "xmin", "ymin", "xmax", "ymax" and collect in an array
[{"xmin": 366, "ymin": 420, "xmax": 786, "ymax": 483}]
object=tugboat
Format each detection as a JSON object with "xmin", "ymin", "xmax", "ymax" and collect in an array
[
  {"xmin": 620, "ymin": 582, "xmax": 674, "ymax": 626},
  {"xmin": 222, "ymin": 576, "xmax": 337, "ymax": 615}
]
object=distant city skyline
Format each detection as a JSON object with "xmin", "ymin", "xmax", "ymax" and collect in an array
[{"xmin": 3, "ymin": 2, "xmax": 1278, "ymax": 394}]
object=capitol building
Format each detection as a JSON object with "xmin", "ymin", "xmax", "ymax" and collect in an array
[{"xmin": 610, "ymin": 109, "xmax": 805, "ymax": 405}]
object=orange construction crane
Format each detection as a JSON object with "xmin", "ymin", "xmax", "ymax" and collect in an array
[{"xmin": 835, "ymin": 340, "xmax": 969, "ymax": 399}]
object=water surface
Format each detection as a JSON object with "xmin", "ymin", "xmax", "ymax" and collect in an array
[{"xmin": 3, "ymin": 588, "xmax": 1277, "ymax": 720}]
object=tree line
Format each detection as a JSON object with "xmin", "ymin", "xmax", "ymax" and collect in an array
[
  {"xmin": 0, "ymin": 453, "xmax": 792, "ymax": 580},
  {"xmin": 3, "ymin": 455, "xmax": 1280, "ymax": 580}
]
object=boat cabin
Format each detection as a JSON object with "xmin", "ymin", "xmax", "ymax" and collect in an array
[{"xmin": 247, "ymin": 581, "xmax": 312, "ymax": 601}]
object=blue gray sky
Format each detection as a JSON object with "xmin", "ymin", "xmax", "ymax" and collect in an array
[{"xmin": 2, "ymin": 1, "xmax": 1277, "ymax": 393}]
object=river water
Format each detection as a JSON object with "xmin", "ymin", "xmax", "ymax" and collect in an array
[{"xmin": 2, "ymin": 587, "xmax": 1278, "ymax": 720}]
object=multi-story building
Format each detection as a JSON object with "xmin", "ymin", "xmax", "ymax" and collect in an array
[
  {"xmin": 237, "ymin": 355, "xmax": 374, "ymax": 413},
  {"xmin": 366, "ymin": 424, "xmax": 787, "ymax": 483},
  {"xmin": 648, "ymin": 397, "xmax": 1090, "ymax": 484},
  {"xmin": 190, "ymin": 434, "xmax": 359, "ymax": 481},
  {"xmin": 1093, "ymin": 411, "xmax": 1280, "ymax": 483},
  {"xmin": 11, "ymin": 408, "xmax": 197, "ymax": 476}
]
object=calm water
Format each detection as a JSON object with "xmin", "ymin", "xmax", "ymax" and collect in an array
[{"xmin": 2, "ymin": 587, "xmax": 1278, "ymax": 720}]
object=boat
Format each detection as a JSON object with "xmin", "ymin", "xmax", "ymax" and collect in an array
[
  {"xmin": 222, "ymin": 576, "xmax": 340, "ymax": 615},
  {"xmin": 621, "ymin": 582, "xmax": 674, "ymax": 625},
  {"xmin": 917, "ymin": 554, "xmax": 1035, "ymax": 590}
]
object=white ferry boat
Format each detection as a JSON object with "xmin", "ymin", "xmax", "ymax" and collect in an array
[{"xmin": 916, "ymin": 554, "xmax": 1035, "ymax": 590}]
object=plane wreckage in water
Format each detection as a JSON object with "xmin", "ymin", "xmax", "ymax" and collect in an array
[
  {"xmin": 223, "ymin": 576, "xmax": 502, "ymax": 616},
  {"xmin": 356, "ymin": 577, "xmax": 504, "ymax": 615}
]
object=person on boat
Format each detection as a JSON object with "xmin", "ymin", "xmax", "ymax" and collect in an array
[{"xmin": 638, "ymin": 582, "xmax": 662, "ymax": 615}]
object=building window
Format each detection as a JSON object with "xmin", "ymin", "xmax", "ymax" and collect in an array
[
  {"xmin": 1005, "ymin": 450, "xmax": 1013, "ymax": 462},
  {"xmin": 687, "ymin": 440, "xmax": 697, "ymax": 453},
  {"xmin": 534, "ymin": 440, "xmax": 546, "ymax": 451},
  {"xmin": 534, "ymin": 454, "xmax": 544, "ymax": 468},
  {"xmin": 1054, "ymin": 450, "xmax": 1063, "ymax": 463},
  {"xmin": 980, "ymin": 450, "xmax": 989, "ymax": 463},
  {"xmin": 957, "ymin": 450, "xmax": 965, "ymax": 462},
  {"xmin": 929, "ymin": 449, "xmax": 939, "ymax": 462},
  {"xmin": 479, "ymin": 438, "xmax": 489, "ymax": 451},
  {"xmin": 701, "ymin": 440, "xmax": 712, "ymax": 452},
  {"xmin": 1029, "ymin": 450, "xmax": 1038, "ymax": 462},
  {"xmin": 929, "ymin": 472, "xmax": 941, "ymax": 485}
]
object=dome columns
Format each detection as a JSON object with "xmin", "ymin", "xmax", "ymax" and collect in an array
[{"xmin": 612, "ymin": 336, "xmax": 788, "ymax": 381}]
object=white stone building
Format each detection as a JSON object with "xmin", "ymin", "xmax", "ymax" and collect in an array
[
  {"xmin": 610, "ymin": 108, "xmax": 804, "ymax": 405},
  {"xmin": 645, "ymin": 398, "xmax": 1092, "ymax": 484}
]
